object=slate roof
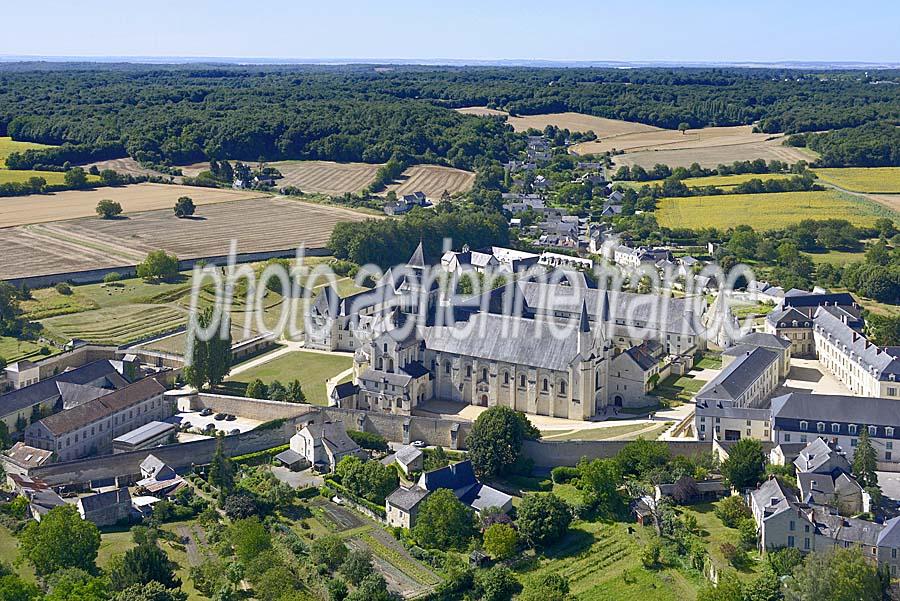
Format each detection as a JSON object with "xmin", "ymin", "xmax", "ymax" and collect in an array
[
  {"xmin": 772, "ymin": 393, "xmax": 900, "ymax": 428},
  {"xmin": 797, "ymin": 471, "xmax": 861, "ymax": 507},
  {"xmin": 878, "ymin": 517, "xmax": 900, "ymax": 548},
  {"xmin": 766, "ymin": 306, "xmax": 813, "ymax": 328},
  {"xmin": 37, "ymin": 377, "xmax": 166, "ymax": 436},
  {"xmin": 274, "ymin": 449, "xmax": 304, "ymax": 466},
  {"xmin": 424, "ymin": 313, "xmax": 594, "ymax": 372},
  {"xmin": 619, "ymin": 340, "xmax": 663, "ymax": 371},
  {"xmin": 458, "ymin": 483, "xmax": 513, "ymax": 512},
  {"xmin": 696, "ymin": 346, "xmax": 778, "ymax": 404},
  {"xmin": 394, "ymin": 445, "xmax": 423, "ymax": 467},
  {"xmin": 303, "ymin": 421, "xmax": 360, "ymax": 457},
  {"xmin": 386, "ymin": 486, "xmax": 429, "ymax": 511},
  {"xmin": 813, "ymin": 509, "xmax": 883, "ymax": 546},
  {"xmin": 782, "ymin": 291, "xmax": 856, "ymax": 308},
  {"xmin": 419, "ymin": 460, "xmax": 477, "ymax": 492},
  {"xmin": 695, "ymin": 400, "xmax": 771, "ymax": 421},
  {"xmin": 0, "ymin": 359, "xmax": 128, "ymax": 418},
  {"xmin": 140, "ymin": 454, "xmax": 175, "ymax": 480},
  {"xmin": 814, "ymin": 307, "xmax": 900, "ymax": 381},
  {"xmin": 408, "ymin": 242, "xmax": 426, "ymax": 269},
  {"xmin": 793, "ymin": 438, "xmax": 851, "ymax": 474},
  {"xmin": 78, "ymin": 488, "xmax": 131, "ymax": 513},
  {"xmin": 734, "ymin": 332, "xmax": 791, "ymax": 350},
  {"xmin": 3, "ymin": 442, "xmax": 54, "ymax": 468},
  {"xmin": 751, "ymin": 477, "xmax": 798, "ymax": 519},
  {"xmin": 332, "ymin": 382, "xmax": 360, "ymax": 399}
]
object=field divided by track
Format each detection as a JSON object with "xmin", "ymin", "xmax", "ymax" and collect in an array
[
  {"xmin": 455, "ymin": 108, "xmax": 659, "ymax": 138},
  {"xmin": 655, "ymin": 189, "xmax": 893, "ymax": 230},
  {"xmin": 385, "ymin": 164, "xmax": 475, "ymax": 198}
]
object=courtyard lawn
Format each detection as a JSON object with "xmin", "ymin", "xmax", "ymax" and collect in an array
[
  {"xmin": 652, "ymin": 374, "xmax": 707, "ymax": 405},
  {"xmin": 694, "ymin": 353, "xmax": 723, "ymax": 370},
  {"xmin": 656, "ymin": 190, "xmax": 893, "ymax": 230},
  {"xmin": 228, "ymin": 350, "xmax": 353, "ymax": 405},
  {"xmin": 513, "ymin": 520, "xmax": 699, "ymax": 600}
]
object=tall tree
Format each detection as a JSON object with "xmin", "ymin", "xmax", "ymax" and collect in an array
[
  {"xmin": 467, "ymin": 406, "xmax": 538, "ymax": 479},
  {"xmin": 412, "ymin": 488, "xmax": 475, "ymax": 550},
  {"xmin": 853, "ymin": 426, "xmax": 879, "ymax": 489},
  {"xmin": 18, "ymin": 505, "xmax": 100, "ymax": 576},
  {"xmin": 721, "ymin": 438, "xmax": 766, "ymax": 489},
  {"xmin": 208, "ymin": 434, "xmax": 234, "ymax": 493},
  {"xmin": 784, "ymin": 547, "xmax": 883, "ymax": 601},
  {"xmin": 109, "ymin": 541, "xmax": 181, "ymax": 590},
  {"xmin": 516, "ymin": 493, "xmax": 572, "ymax": 549}
]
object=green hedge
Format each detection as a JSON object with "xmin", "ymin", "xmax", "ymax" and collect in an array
[
  {"xmin": 347, "ymin": 430, "xmax": 389, "ymax": 452},
  {"xmin": 232, "ymin": 444, "xmax": 290, "ymax": 467},
  {"xmin": 324, "ymin": 477, "xmax": 387, "ymax": 518}
]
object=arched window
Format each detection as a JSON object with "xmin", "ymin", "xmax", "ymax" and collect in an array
[
  {"xmin": 503, "ymin": 372, "xmax": 510, "ymax": 385},
  {"xmin": 542, "ymin": 378, "xmax": 549, "ymax": 392},
  {"xmin": 869, "ymin": 425, "xmax": 878, "ymax": 436},
  {"xmin": 519, "ymin": 375, "xmax": 526, "ymax": 388},
  {"xmin": 482, "ymin": 368, "xmax": 488, "ymax": 381},
  {"xmin": 817, "ymin": 422, "xmax": 825, "ymax": 433},
  {"xmin": 466, "ymin": 365, "xmax": 472, "ymax": 378},
  {"xmin": 445, "ymin": 362, "xmax": 451, "ymax": 374},
  {"xmin": 559, "ymin": 380, "xmax": 567, "ymax": 395}
]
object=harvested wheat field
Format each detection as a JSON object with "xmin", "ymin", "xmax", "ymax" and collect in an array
[
  {"xmin": 83, "ymin": 158, "xmax": 175, "ymax": 180},
  {"xmin": 0, "ymin": 227, "xmax": 127, "ymax": 280},
  {"xmin": 0, "ymin": 183, "xmax": 270, "ymax": 228},
  {"xmin": 609, "ymin": 137, "xmax": 814, "ymax": 170},
  {"xmin": 455, "ymin": 108, "xmax": 660, "ymax": 137},
  {"xmin": 59, "ymin": 196, "xmax": 372, "ymax": 260},
  {"xmin": 269, "ymin": 160, "xmax": 382, "ymax": 195},
  {"xmin": 385, "ymin": 165, "xmax": 475, "ymax": 199},
  {"xmin": 572, "ymin": 125, "xmax": 779, "ymax": 155}
]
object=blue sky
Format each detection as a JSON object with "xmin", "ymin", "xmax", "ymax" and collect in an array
[{"xmin": 2, "ymin": 0, "xmax": 898, "ymax": 63}]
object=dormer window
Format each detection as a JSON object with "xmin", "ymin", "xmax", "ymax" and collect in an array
[
  {"xmin": 800, "ymin": 421, "xmax": 808, "ymax": 431},
  {"xmin": 817, "ymin": 422, "xmax": 825, "ymax": 433},
  {"xmin": 849, "ymin": 424, "xmax": 858, "ymax": 435},
  {"xmin": 887, "ymin": 427, "xmax": 895, "ymax": 437},
  {"xmin": 831, "ymin": 423, "xmax": 840, "ymax": 434},
  {"xmin": 869, "ymin": 425, "xmax": 878, "ymax": 436}
]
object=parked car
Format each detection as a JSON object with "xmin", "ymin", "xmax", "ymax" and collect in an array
[
  {"xmin": 214, "ymin": 413, "xmax": 226, "ymax": 420},
  {"xmin": 225, "ymin": 414, "xmax": 236, "ymax": 421},
  {"xmin": 204, "ymin": 423, "xmax": 216, "ymax": 432},
  {"xmin": 200, "ymin": 408, "xmax": 213, "ymax": 416},
  {"xmin": 412, "ymin": 440, "xmax": 426, "ymax": 448},
  {"xmin": 229, "ymin": 429, "xmax": 240, "ymax": 435},
  {"xmin": 181, "ymin": 421, "xmax": 192, "ymax": 431}
]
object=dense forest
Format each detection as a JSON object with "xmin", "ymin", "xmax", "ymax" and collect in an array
[{"xmin": 0, "ymin": 64, "xmax": 898, "ymax": 168}]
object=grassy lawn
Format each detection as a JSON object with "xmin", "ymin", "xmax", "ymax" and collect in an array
[
  {"xmin": 652, "ymin": 374, "xmax": 706, "ymax": 405},
  {"xmin": 227, "ymin": 350, "xmax": 353, "ymax": 405},
  {"xmin": 656, "ymin": 190, "xmax": 894, "ymax": 230},
  {"xmin": 40, "ymin": 304, "xmax": 188, "ymax": 346},
  {"xmin": 542, "ymin": 422, "xmax": 670, "ymax": 442},
  {"xmin": 513, "ymin": 520, "xmax": 699, "ymax": 601},
  {"xmin": 694, "ymin": 354, "xmax": 722, "ymax": 370},
  {"xmin": 678, "ymin": 502, "xmax": 764, "ymax": 583},
  {"xmin": 813, "ymin": 167, "xmax": 900, "ymax": 193},
  {"xmin": 0, "ymin": 336, "xmax": 59, "ymax": 364},
  {"xmin": 0, "ymin": 525, "xmax": 36, "ymax": 583},
  {"xmin": 801, "ymin": 249, "xmax": 866, "ymax": 266}
]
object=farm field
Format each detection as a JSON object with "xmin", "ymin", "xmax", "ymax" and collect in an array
[
  {"xmin": 602, "ymin": 137, "xmax": 814, "ymax": 170},
  {"xmin": 0, "ymin": 182, "xmax": 269, "ymax": 228},
  {"xmin": 0, "ymin": 197, "xmax": 373, "ymax": 281},
  {"xmin": 618, "ymin": 172, "xmax": 797, "ymax": 190},
  {"xmin": 801, "ymin": 250, "xmax": 866, "ymax": 266},
  {"xmin": 385, "ymin": 164, "xmax": 475, "ymax": 198},
  {"xmin": 83, "ymin": 157, "xmax": 176, "ymax": 180},
  {"xmin": 813, "ymin": 167, "xmax": 900, "ymax": 193},
  {"xmin": 0, "ymin": 136, "xmax": 101, "ymax": 187},
  {"xmin": 0, "ymin": 136, "xmax": 53, "ymax": 164},
  {"xmin": 455, "ymin": 108, "xmax": 661, "ymax": 137},
  {"xmin": 655, "ymin": 190, "xmax": 894, "ymax": 230},
  {"xmin": 270, "ymin": 160, "xmax": 382, "ymax": 195},
  {"xmin": 227, "ymin": 350, "xmax": 353, "ymax": 405}
]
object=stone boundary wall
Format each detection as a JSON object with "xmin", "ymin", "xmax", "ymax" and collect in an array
[
  {"xmin": 194, "ymin": 393, "xmax": 314, "ymax": 422},
  {"xmin": 522, "ymin": 439, "xmax": 713, "ymax": 467},
  {"xmin": 29, "ymin": 419, "xmax": 301, "ymax": 487}
]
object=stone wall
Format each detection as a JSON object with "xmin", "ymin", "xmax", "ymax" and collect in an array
[
  {"xmin": 194, "ymin": 393, "xmax": 314, "ymax": 422},
  {"xmin": 316, "ymin": 406, "xmax": 472, "ymax": 450},
  {"xmin": 522, "ymin": 439, "xmax": 713, "ymax": 468},
  {"xmin": 29, "ymin": 419, "xmax": 300, "ymax": 487}
]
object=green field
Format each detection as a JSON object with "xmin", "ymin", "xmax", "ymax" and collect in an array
[
  {"xmin": 801, "ymin": 249, "xmax": 866, "ymax": 266},
  {"xmin": 40, "ymin": 304, "xmax": 188, "ymax": 345},
  {"xmin": 813, "ymin": 167, "xmax": 900, "ymax": 193},
  {"xmin": 679, "ymin": 502, "xmax": 764, "ymax": 582},
  {"xmin": 0, "ymin": 336, "xmax": 59, "ymax": 364},
  {"xmin": 0, "ymin": 136, "xmax": 52, "ymax": 164},
  {"xmin": 656, "ymin": 190, "xmax": 893, "ymax": 230},
  {"xmin": 514, "ymin": 520, "xmax": 699, "ymax": 600},
  {"xmin": 228, "ymin": 350, "xmax": 353, "ymax": 404}
]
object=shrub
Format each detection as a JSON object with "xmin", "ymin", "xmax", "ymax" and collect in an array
[
  {"xmin": 641, "ymin": 538, "xmax": 661, "ymax": 568},
  {"xmin": 103, "ymin": 272, "xmax": 123, "ymax": 284},
  {"xmin": 551, "ymin": 466, "xmax": 579, "ymax": 484},
  {"xmin": 347, "ymin": 430, "xmax": 388, "ymax": 452},
  {"xmin": 715, "ymin": 496, "xmax": 752, "ymax": 528},
  {"xmin": 54, "ymin": 282, "xmax": 72, "ymax": 295}
]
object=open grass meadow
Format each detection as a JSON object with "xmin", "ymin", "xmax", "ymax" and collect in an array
[
  {"xmin": 813, "ymin": 167, "xmax": 900, "ymax": 193},
  {"xmin": 619, "ymin": 172, "xmax": 797, "ymax": 190},
  {"xmin": 227, "ymin": 350, "xmax": 353, "ymax": 404},
  {"xmin": 655, "ymin": 190, "xmax": 895, "ymax": 230},
  {"xmin": 0, "ymin": 137, "xmax": 101, "ymax": 186},
  {"xmin": 0, "ymin": 136, "xmax": 53, "ymax": 164}
]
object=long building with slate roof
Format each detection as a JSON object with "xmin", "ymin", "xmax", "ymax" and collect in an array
[{"xmin": 813, "ymin": 306, "xmax": 900, "ymax": 398}]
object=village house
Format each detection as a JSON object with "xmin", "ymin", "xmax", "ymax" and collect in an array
[
  {"xmin": 382, "ymin": 444, "xmax": 424, "ymax": 476},
  {"xmin": 1, "ymin": 442, "xmax": 54, "ymax": 477},
  {"xmin": 385, "ymin": 460, "xmax": 512, "ymax": 529},
  {"xmin": 608, "ymin": 340, "xmax": 665, "ymax": 408},
  {"xmin": 289, "ymin": 419, "xmax": 365, "ymax": 473},
  {"xmin": 77, "ymin": 488, "xmax": 132, "ymax": 527}
]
